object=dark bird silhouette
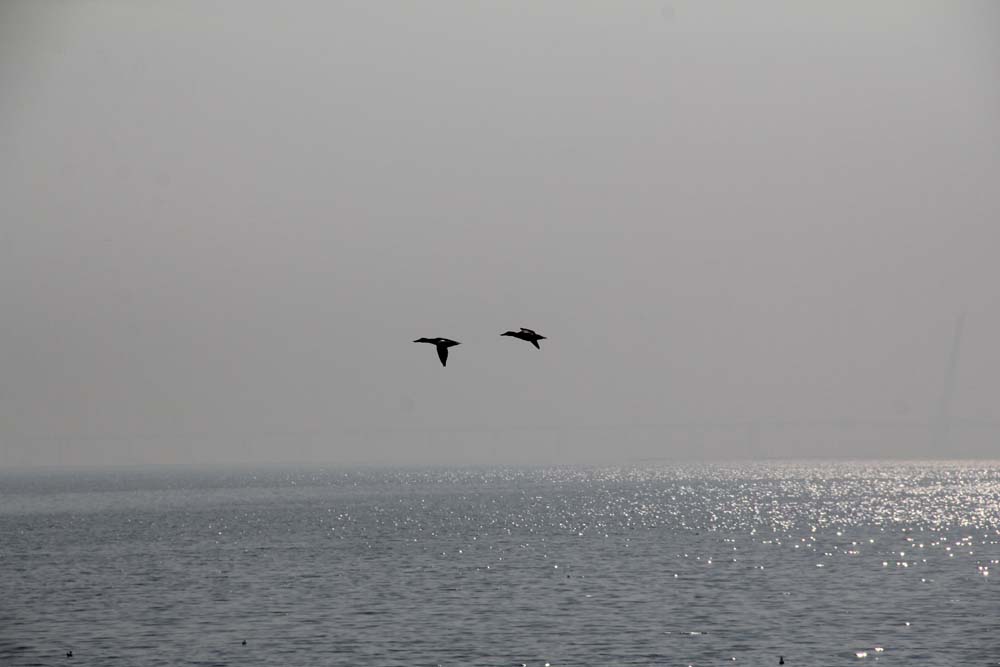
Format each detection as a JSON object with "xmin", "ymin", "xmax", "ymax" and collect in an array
[
  {"xmin": 501, "ymin": 327, "xmax": 546, "ymax": 349},
  {"xmin": 413, "ymin": 337, "xmax": 461, "ymax": 366},
  {"xmin": 779, "ymin": 657, "xmax": 784, "ymax": 665},
  {"xmin": 66, "ymin": 651, "xmax": 73, "ymax": 658},
  {"xmin": 242, "ymin": 640, "xmax": 247, "ymax": 646}
]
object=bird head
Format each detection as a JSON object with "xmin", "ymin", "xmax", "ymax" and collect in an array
[{"xmin": 500, "ymin": 331, "xmax": 517, "ymax": 337}]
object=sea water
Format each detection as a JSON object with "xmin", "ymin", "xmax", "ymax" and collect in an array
[{"xmin": 2, "ymin": 461, "xmax": 998, "ymax": 666}]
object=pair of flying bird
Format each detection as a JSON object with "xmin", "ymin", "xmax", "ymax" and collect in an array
[{"xmin": 413, "ymin": 328, "xmax": 546, "ymax": 366}]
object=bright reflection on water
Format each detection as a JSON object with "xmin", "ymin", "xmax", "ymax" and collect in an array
[{"xmin": 2, "ymin": 461, "xmax": 999, "ymax": 665}]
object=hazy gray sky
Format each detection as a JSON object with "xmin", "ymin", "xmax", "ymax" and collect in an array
[{"xmin": 2, "ymin": 1, "xmax": 998, "ymax": 465}]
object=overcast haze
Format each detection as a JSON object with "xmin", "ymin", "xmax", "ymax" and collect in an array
[{"xmin": 1, "ymin": 1, "xmax": 998, "ymax": 466}]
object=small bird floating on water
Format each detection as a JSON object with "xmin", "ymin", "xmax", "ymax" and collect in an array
[
  {"xmin": 501, "ymin": 327, "xmax": 546, "ymax": 349},
  {"xmin": 413, "ymin": 337, "xmax": 461, "ymax": 366}
]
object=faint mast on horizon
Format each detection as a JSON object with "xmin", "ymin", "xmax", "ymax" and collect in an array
[{"xmin": 932, "ymin": 312, "xmax": 965, "ymax": 451}]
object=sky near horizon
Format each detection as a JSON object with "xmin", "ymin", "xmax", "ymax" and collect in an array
[{"xmin": 1, "ymin": 1, "xmax": 998, "ymax": 465}]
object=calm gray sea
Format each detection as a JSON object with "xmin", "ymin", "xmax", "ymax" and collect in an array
[{"xmin": 2, "ymin": 461, "xmax": 998, "ymax": 666}]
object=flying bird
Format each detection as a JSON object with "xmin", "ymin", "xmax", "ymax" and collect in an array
[
  {"xmin": 413, "ymin": 337, "xmax": 461, "ymax": 366},
  {"xmin": 501, "ymin": 327, "xmax": 546, "ymax": 349}
]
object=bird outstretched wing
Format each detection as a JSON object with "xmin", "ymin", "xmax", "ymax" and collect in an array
[{"xmin": 436, "ymin": 345, "xmax": 449, "ymax": 366}]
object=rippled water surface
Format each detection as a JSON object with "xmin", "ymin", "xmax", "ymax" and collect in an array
[{"xmin": 2, "ymin": 461, "xmax": 999, "ymax": 666}]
